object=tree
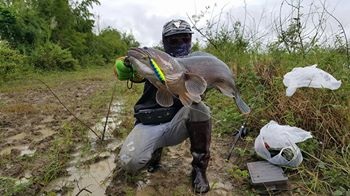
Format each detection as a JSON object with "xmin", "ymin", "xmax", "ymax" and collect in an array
[{"xmin": 0, "ymin": 5, "xmax": 48, "ymax": 53}]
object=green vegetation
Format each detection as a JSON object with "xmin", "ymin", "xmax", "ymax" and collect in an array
[
  {"xmin": 195, "ymin": 1, "xmax": 349, "ymax": 194},
  {"xmin": 0, "ymin": 0, "xmax": 139, "ymax": 82},
  {"xmin": 205, "ymin": 48, "xmax": 349, "ymax": 194},
  {"xmin": 0, "ymin": 41, "xmax": 28, "ymax": 80}
]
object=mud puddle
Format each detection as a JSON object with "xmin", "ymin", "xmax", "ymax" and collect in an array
[
  {"xmin": 45, "ymin": 102, "xmax": 123, "ymax": 195},
  {"xmin": 0, "ymin": 128, "xmax": 55, "ymax": 156},
  {"xmin": 0, "ymin": 145, "xmax": 36, "ymax": 156}
]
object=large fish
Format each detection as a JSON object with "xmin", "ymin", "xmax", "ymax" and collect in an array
[{"xmin": 127, "ymin": 47, "xmax": 251, "ymax": 114}]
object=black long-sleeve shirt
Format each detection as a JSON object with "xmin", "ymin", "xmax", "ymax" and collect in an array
[{"xmin": 133, "ymin": 80, "xmax": 183, "ymax": 124}]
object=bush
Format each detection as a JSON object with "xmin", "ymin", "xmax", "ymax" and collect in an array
[
  {"xmin": 31, "ymin": 42, "xmax": 78, "ymax": 70},
  {"xmin": 0, "ymin": 41, "xmax": 27, "ymax": 80},
  {"xmin": 80, "ymin": 54, "xmax": 106, "ymax": 67},
  {"xmin": 90, "ymin": 28, "xmax": 139, "ymax": 64}
]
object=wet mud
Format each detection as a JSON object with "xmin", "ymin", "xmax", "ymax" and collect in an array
[{"xmin": 1, "ymin": 79, "xmax": 252, "ymax": 195}]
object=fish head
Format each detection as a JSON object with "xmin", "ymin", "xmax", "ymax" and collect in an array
[
  {"xmin": 126, "ymin": 47, "xmax": 154, "ymax": 78},
  {"xmin": 127, "ymin": 47, "xmax": 209, "ymax": 107},
  {"xmin": 128, "ymin": 47, "xmax": 183, "ymax": 75}
]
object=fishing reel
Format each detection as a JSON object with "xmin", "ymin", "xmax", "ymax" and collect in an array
[{"xmin": 232, "ymin": 122, "xmax": 248, "ymax": 138}]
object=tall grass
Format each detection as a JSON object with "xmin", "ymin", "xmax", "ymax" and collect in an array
[
  {"xmin": 205, "ymin": 40, "xmax": 349, "ymax": 195},
  {"xmin": 195, "ymin": 1, "xmax": 349, "ymax": 194}
]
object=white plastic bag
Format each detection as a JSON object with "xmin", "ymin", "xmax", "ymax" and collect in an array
[
  {"xmin": 254, "ymin": 120, "xmax": 312, "ymax": 167},
  {"xmin": 283, "ymin": 64, "xmax": 341, "ymax": 96}
]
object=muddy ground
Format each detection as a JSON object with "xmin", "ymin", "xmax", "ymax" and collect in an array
[{"xmin": 0, "ymin": 71, "xmax": 280, "ymax": 195}]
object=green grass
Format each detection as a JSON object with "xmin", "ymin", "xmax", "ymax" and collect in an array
[
  {"xmin": 205, "ymin": 47, "xmax": 350, "ymax": 194},
  {"xmin": 0, "ymin": 177, "xmax": 32, "ymax": 196},
  {"xmin": 0, "ymin": 66, "xmax": 113, "ymax": 92}
]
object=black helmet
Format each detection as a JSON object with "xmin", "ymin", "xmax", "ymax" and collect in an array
[{"xmin": 162, "ymin": 19, "xmax": 193, "ymax": 37}]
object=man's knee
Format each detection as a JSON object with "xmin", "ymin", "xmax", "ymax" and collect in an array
[
  {"xmin": 118, "ymin": 124, "xmax": 163, "ymax": 173},
  {"xmin": 189, "ymin": 102, "xmax": 211, "ymax": 122},
  {"xmin": 119, "ymin": 144, "xmax": 152, "ymax": 173}
]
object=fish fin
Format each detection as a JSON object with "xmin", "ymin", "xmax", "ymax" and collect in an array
[
  {"xmin": 184, "ymin": 73, "xmax": 207, "ymax": 96},
  {"xmin": 187, "ymin": 92, "xmax": 202, "ymax": 103},
  {"xmin": 234, "ymin": 95, "xmax": 251, "ymax": 114},
  {"xmin": 156, "ymin": 88, "xmax": 174, "ymax": 107},
  {"xmin": 179, "ymin": 92, "xmax": 193, "ymax": 106},
  {"xmin": 166, "ymin": 72, "xmax": 183, "ymax": 82}
]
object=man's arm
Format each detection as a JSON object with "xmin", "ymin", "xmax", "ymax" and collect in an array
[{"xmin": 114, "ymin": 56, "xmax": 145, "ymax": 83}]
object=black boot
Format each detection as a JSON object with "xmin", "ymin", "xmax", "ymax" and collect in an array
[
  {"xmin": 187, "ymin": 120, "xmax": 211, "ymax": 193},
  {"xmin": 147, "ymin": 147, "xmax": 163, "ymax": 173}
]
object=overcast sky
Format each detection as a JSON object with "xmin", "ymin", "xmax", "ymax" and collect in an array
[{"xmin": 92, "ymin": 0, "xmax": 350, "ymax": 47}]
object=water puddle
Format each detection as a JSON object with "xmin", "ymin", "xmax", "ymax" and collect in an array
[
  {"xmin": 92, "ymin": 109, "xmax": 122, "ymax": 139},
  {"xmin": 34, "ymin": 128, "xmax": 56, "ymax": 142},
  {"xmin": 0, "ymin": 132, "xmax": 28, "ymax": 155},
  {"xmin": 0, "ymin": 145, "xmax": 36, "ymax": 156},
  {"xmin": 1, "ymin": 127, "xmax": 56, "ymax": 156},
  {"xmin": 46, "ymin": 149, "xmax": 118, "ymax": 195},
  {"xmin": 8, "ymin": 132, "xmax": 27, "ymax": 141},
  {"xmin": 45, "ymin": 101, "xmax": 124, "ymax": 195},
  {"xmin": 70, "ymin": 152, "xmax": 116, "ymax": 195},
  {"xmin": 20, "ymin": 146, "xmax": 36, "ymax": 156}
]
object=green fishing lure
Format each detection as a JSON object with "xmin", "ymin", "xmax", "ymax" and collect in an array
[{"xmin": 149, "ymin": 57, "xmax": 166, "ymax": 84}]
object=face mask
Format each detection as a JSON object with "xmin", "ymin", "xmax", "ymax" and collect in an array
[
  {"xmin": 163, "ymin": 34, "xmax": 192, "ymax": 57},
  {"xmin": 164, "ymin": 42, "xmax": 191, "ymax": 57}
]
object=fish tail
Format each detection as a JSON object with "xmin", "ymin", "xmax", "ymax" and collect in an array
[{"xmin": 234, "ymin": 95, "xmax": 251, "ymax": 114}]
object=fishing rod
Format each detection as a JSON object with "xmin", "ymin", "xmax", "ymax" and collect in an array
[
  {"xmin": 36, "ymin": 78, "xmax": 102, "ymax": 140},
  {"xmin": 37, "ymin": 78, "xmax": 118, "ymax": 141},
  {"xmin": 226, "ymin": 122, "xmax": 248, "ymax": 161}
]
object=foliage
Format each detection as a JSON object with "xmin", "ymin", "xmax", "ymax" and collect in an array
[
  {"xmin": 121, "ymin": 32, "xmax": 140, "ymax": 48},
  {"xmin": 205, "ymin": 46, "xmax": 350, "ymax": 195},
  {"xmin": 80, "ymin": 53, "xmax": 106, "ymax": 67},
  {"xmin": 191, "ymin": 41, "xmax": 201, "ymax": 52},
  {"xmin": 194, "ymin": 1, "xmax": 350, "ymax": 194},
  {"xmin": 0, "ymin": 4, "xmax": 48, "ymax": 53},
  {"xmin": 0, "ymin": 0, "xmax": 139, "ymax": 77},
  {"xmin": 0, "ymin": 41, "xmax": 27, "ymax": 80},
  {"xmin": 0, "ymin": 177, "xmax": 32, "ymax": 196},
  {"xmin": 30, "ymin": 42, "xmax": 78, "ymax": 70},
  {"xmin": 90, "ymin": 28, "xmax": 139, "ymax": 64},
  {"xmin": 227, "ymin": 165, "xmax": 249, "ymax": 183}
]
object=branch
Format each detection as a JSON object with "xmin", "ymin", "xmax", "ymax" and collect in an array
[
  {"xmin": 186, "ymin": 13, "xmax": 223, "ymax": 54},
  {"xmin": 319, "ymin": 0, "xmax": 350, "ymax": 66},
  {"xmin": 102, "ymin": 82, "xmax": 117, "ymax": 141},
  {"xmin": 36, "ymin": 79, "xmax": 102, "ymax": 140},
  {"xmin": 279, "ymin": 0, "xmax": 292, "ymax": 53},
  {"xmin": 75, "ymin": 179, "xmax": 93, "ymax": 196}
]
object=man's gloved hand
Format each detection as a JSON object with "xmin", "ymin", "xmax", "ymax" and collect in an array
[
  {"xmin": 114, "ymin": 56, "xmax": 145, "ymax": 82},
  {"xmin": 114, "ymin": 56, "xmax": 133, "ymax": 81}
]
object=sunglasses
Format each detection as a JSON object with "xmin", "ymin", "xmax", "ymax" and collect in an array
[{"xmin": 166, "ymin": 35, "xmax": 191, "ymax": 46}]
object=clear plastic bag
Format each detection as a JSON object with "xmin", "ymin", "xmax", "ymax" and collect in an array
[
  {"xmin": 283, "ymin": 64, "xmax": 341, "ymax": 96},
  {"xmin": 254, "ymin": 120, "xmax": 313, "ymax": 167}
]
